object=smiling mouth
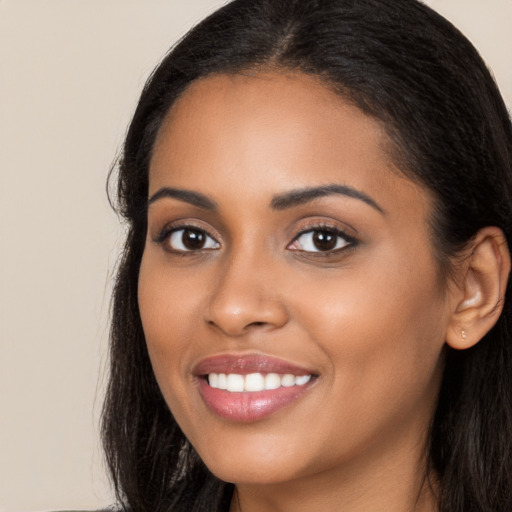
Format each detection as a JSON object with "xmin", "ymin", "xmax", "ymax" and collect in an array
[
  {"xmin": 207, "ymin": 372, "xmax": 312, "ymax": 392},
  {"xmin": 194, "ymin": 354, "xmax": 317, "ymax": 422}
]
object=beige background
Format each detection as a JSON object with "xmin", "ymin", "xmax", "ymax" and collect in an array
[{"xmin": 0, "ymin": 1, "xmax": 510, "ymax": 511}]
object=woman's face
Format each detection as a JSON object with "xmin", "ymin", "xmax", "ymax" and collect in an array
[{"xmin": 139, "ymin": 72, "xmax": 453, "ymax": 486}]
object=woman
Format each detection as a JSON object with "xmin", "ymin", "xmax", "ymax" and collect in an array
[{"xmin": 102, "ymin": 0, "xmax": 512, "ymax": 510}]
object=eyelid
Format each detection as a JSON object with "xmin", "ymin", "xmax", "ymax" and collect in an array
[
  {"xmin": 152, "ymin": 218, "xmax": 215, "ymax": 240},
  {"xmin": 150, "ymin": 218, "xmax": 357, "ymax": 255},
  {"xmin": 152, "ymin": 221, "xmax": 221, "ymax": 252},
  {"xmin": 287, "ymin": 222, "xmax": 358, "ymax": 253}
]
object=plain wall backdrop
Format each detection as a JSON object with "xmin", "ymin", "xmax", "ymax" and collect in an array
[{"xmin": 0, "ymin": 1, "xmax": 510, "ymax": 510}]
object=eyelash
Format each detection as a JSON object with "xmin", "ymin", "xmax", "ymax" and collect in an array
[
  {"xmin": 154, "ymin": 222, "xmax": 357, "ymax": 255},
  {"xmin": 154, "ymin": 223, "xmax": 220, "ymax": 253},
  {"xmin": 288, "ymin": 223, "xmax": 358, "ymax": 255}
]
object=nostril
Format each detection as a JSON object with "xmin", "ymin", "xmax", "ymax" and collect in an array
[
  {"xmin": 207, "ymin": 320, "xmax": 266, "ymax": 328},
  {"xmin": 206, "ymin": 318, "xmax": 272, "ymax": 335},
  {"xmin": 205, "ymin": 296, "xmax": 289, "ymax": 336}
]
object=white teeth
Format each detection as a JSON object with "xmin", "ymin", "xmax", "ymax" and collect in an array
[
  {"xmin": 265, "ymin": 373, "xmax": 281, "ymax": 390},
  {"xmin": 208, "ymin": 373, "xmax": 219, "ymax": 388},
  {"xmin": 295, "ymin": 374, "xmax": 311, "ymax": 386},
  {"xmin": 281, "ymin": 374, "xmax": 295, "ymax": 387},
  {"xmin": 208, "ymin": 372, "xmax": 312, "ymax": 391},
  {"xmin": 218, "ymin": 373, "xmax": 227, "ymax": 390},
  {"xmin": 244, "ymin": 372, "xmax": 265, "ymax": 392},
  {"xmin": 226, "ymin": 373, "xmax": 244, "ymax": 392}
]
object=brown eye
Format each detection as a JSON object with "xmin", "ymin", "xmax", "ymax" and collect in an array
[
  {"xmin": 288, "ymin": 228, "xmax": 353, "ymax": 253},
  {"xmin": 168, "ymin": 228, "xmax": 220, "ymax": 252},
  {"xmin": 182, "ymin": 229, "xmax": 206, "ymax": 250},
  {"xmin": 312, "ymin": 231, "xmax": 337, "ymax": 251}
]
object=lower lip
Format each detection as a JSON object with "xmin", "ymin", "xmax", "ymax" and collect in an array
[{"xmin": 198, "ymin": 378, "xmax": 314, "ymax": 422}]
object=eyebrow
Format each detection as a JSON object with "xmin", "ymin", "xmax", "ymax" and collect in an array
[
  {"xmin": 147, "ymin": 183, "xmax": 384, "ymax": 214},
  {"xmin": 148, "ymin": 187, "xmax": 218, "ymax": 210},
  {"xmin": 270, "ymin": 184, "xmax": 384, "ymax": 214}
]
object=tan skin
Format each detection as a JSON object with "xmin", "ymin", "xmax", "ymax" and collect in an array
[{"xmin": 138, "ymin": 72, "xmax": 510, "ymax": 511}]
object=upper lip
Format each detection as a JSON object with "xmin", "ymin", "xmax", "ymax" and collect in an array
[{"xmin": 193, "ymin": 353, "xmax": 315, "ymax": 376}]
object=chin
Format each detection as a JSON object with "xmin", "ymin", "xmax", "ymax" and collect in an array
[{"xmin": 194, "ymin": 435, "xmax": 312, "ymax": 485}]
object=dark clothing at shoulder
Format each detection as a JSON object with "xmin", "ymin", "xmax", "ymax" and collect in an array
[{"xmin": 52, "ymin": 509, "xmax": 116, "ymax": 512}]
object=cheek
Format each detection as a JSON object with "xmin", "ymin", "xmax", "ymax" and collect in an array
[
  {"xmin": 138, "ymin": 253, "xmax": 194, "ymax": 388},
  {"xmin": 293, "ymin": 247, "xmax": 447, "ymax": 413},
  {"xmin": 138, "ymin": 257, "xmax": 208, "ymax": 438}
]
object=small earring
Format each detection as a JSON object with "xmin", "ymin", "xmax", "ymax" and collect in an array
[{"xmin": 461, "ymin": 330, "xmax": 467, "ymax": 340}]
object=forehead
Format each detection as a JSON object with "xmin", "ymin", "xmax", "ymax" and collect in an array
[
  {"xmin": 149, "ymin": 71, "xmax": 429, "ymax": 216},
  {"xmin": 153, "ymin": 72, "xmax": 385, "ymax": 163}
]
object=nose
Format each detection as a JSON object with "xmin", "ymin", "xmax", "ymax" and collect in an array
[{"xmin": 205, "ymin": 251, "xmax": 289, "ymax": 337}]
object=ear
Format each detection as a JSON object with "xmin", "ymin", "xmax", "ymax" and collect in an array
[{"xmin": 446, "ymin": 226, "xmax": 510, "ymax": 350}]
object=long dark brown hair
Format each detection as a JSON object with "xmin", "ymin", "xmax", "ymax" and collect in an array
[{"xmin": 102, "ymin": 1, "xmax": 512, "ymax": 510}]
